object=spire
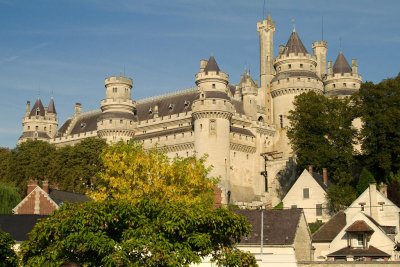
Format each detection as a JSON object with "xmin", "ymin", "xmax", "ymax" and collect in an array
[
  {"xmin": 204, "ymin": 56, "xmax": 220, "ymax": 73},
  {"xmin": 47, "ymin": 97, "xmax": 56, "ymax": 114},
  {"xmin": 332, "ymin": 52, "xmax": 352, "ymax": 74},
  {"xmin": 29, "ymin": 98, "xmax": 45, "ymax": 117},
  {"xmin": 284, "ymin": 31, "xmax": 308, "ymax": 56}
]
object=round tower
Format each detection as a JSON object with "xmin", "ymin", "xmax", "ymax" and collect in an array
[
  {"xmin": 192, "ymin": 57, "xmax": 234, "ymax": 202},
  {"xmin": 324, "ymin": 52, "xmax": 362, "ymax": 97},
  {"xmin": 240, "ymin": 71, "xmax": 258, "ymax": 119},
  {"xmin": 312, "ymin": 41, "xmax": 328, "ymax": 79},
  {"xmin": 97, "ymin": 75, "xmax": 136, "ymax": 143}
]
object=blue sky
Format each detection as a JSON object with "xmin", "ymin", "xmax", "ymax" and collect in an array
[{"xmin": 0, "ymin": 0, "xmax": 399, "ymax": 148}]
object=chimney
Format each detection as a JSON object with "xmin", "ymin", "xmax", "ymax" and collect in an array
[
  {"xmin": 42, "ymin": 180, "xmax": 49, "ymax": 193},
  {"xmin": 25, "ymin": 101, "xmax": 31, "ymax": 114},
  {"xmin": 322, "ymin": 168, "xmax": 328, "ymax": 186},
  {"xmin": 379, "ymin": 182, "xmax": 388, "ymax": 197},
  {"xmin": 74, "ymin": 103, "xmax": 82, "ymax": 115},
  {"xmin": 308, "ymin": 165, "xmax": 313, "ymax": 174},
  {"xmin": 27, "ymin": 180, "xmax": 37, "ymax": 195}
]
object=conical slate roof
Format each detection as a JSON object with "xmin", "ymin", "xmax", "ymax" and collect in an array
[
  {"xmin": 333, "ymin": 52, "xmax": 352, "ymax": 74},
  {"xmin": 47, "ymin": 97, "xmax": 56, "ymax": 114},
  {"xmin": 204, "ymin": 56, "xmax": 220, "ymax": 73},
  {"xmin": 284, "ymin": 31, "xmax": 308, "ymax": 56},
  {"xmin": 29, "ymin": 98, "xmax": 45, "ymax": 117},
  {"xmin": 239, "ymin": 71, "xmax": 257, "ymax": 87}
]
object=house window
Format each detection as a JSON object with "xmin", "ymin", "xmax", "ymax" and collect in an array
[
  {"xmin": 288, "ymin": 64, "xmax": 292, "ymax": 69},
  {"xmin": 357, "ymin": 234, "xmax": 364, "ymax": 247},
  {"xmin": 303, "ymin": 188, "xmax": 309, "ymax": 199},
  {"xmin": 316, "ymin": 204, "xmax": 322, "ymax": 216}
]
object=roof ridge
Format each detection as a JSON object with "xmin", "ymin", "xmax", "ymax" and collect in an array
[{"xmin": 137, "ymin": 87, "xmax": 197, "ymax": 104}]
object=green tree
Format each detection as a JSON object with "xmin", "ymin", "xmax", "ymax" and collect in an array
[
  {"xmin": 326, "ymin": 184, "xmax": 357, "ymax": 214},
  {"xmin": 49, "ymin": 137, "xmax": 107, "ymax": 193},
  {"xmin": 358, "ymin": 76, "xmax": 400, "ymax": 179},
  {"xmin": 0, "ymin": 229, "xmax": 18, "ymax": 267},
  {"xmin": 287, "ymin": 91, "xmax": 356, "ymax": 179},
  {"xmin": 20, "ymin": 199, "xmax": 254, "ymax": 267},
  {"xmin": 0, "ymin": 147, "xmax": 11, "ymax": 182},
  {"xmin": 8, "ymin": 140, "xmax": 56, "ymax": 194},
  {"xmin": 90, "ymin": 141, "xmax": 217, "ymax": 207},
  {"xmin": 387, "ymin": 171, "xmax": 400, "ymax": 207},
  {"xmin": 356, "ymin": 168, "xmax": 376, "ymax": 195},
  {"xmin": 0, "ymin": 183, "xmax": 21, "ymax": 214}
]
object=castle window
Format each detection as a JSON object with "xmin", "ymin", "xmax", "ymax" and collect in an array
[
  {"xmin": 200, "ymin": 124, "xmax": 202, "ymax": 131},
  {"xmin": 35, "ymin": 126, "xmax": 38, "ymax": 130},
  {"xmin": 265, "ymin": 176, "xmax": 268, "ymax": 192},
  {"xmin": 36, "ymin": 108, "xmax": 40, "ymax": 116},
  {"xmin": 186, "ymin": 151, "xmax": 189, "ymax": 157},
  {"xmin": 28, "ymin": 126, "xmax": 30, "ymax": 130},
  {"xmin": 343, "ymin": 83, "xmax": 347, "ymax": 87},
  {"xmin": 113, "ymin": 87, "xmax": 117, "ymax": 93},
  {"xmin": 233, "ymin": 152, "xmax": 236, "ymax": 158},
  {"xmin": 278, "ymin": 67, "xmax": 281, "ymax": 71},
  {"xmin": 333, "ymin": 84, "xmax": 336, "ymax": 88},
  {"xmin": 286, "ymin": 78, "xmax": 289, "ymax": 82},
  {"xmin": 279, "ymin": 114, "xmax": 283, "ymax": 128},
  {"xmin": 300, "ymin": 64, "xmax": 303, "ymax": 68},
  {"xmin": 213, "ymin": 99, "xmax": 216, "ymax": 104},
  {"xmin": 246, "ymin": 154, "xmax": 249, "ymax": 160},
  {"xmin": 353, "ymin": 83, "xmax": 356, "ymax": 87},
  {"xmin": 120, "ymin": 120, "xmax": 123, "ymax": 124},
  {"xmin": 308, "ymin": 78, "xmax": 311, "ymax": 82},
  {"xmin": 109, "ymin": 119, "xmax": 112, "ymax": 123},
  {"xmin": 288, "ymin": 64, "xmax": 291, "ymax": 69},
  {"xmin": 212, "ymin": 84, "xmax": 216, "ymax": 89},
  {"xmin": 297, "ymin": 78, "xmax": 300, "ymax": 81}
]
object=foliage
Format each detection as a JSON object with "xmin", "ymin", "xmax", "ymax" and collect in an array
[
  {"xmin": 0, "ymin": 229, "xmax": 18, "ymax": 267},
  {"xmin": 326, "ymin": 184, "xmax": 357, "ymax": 214},
  {"xmin": 213, "ymin": 247, "xmax": 258, "ymax": 267},
  {"xmin": 90, "ymin": 141, "xmax": 217, "ymax": 207},
  {"xmin": 308, "ymin": 220, "xmax": 324, "ymax": 234},
  {"xmin": 356, "ymin": 168, "xmax": 376, "ymax": 195},
  {"xmin": 273, "ymin": 202, "xmax": 283, "ymax": 210},
  {"xmin": 387, "ymin": 171, "xmax": 400, "ymax": 207},
  {"xmin": 49, "ymin": 137, "xmax": 107, "ymax": 193},
  {"xmin": 0, "ymin": 183, "xmax": 21, "ymax": 214},
  {"xmin": 8, "ymin": 140, "xmax": 56, "ymax": 193},
  {"xmin": 20, "ymin": 199, "xmax": 253, "ymax": 267},
  {"xmin": 287, "ymin": 91, "xmax": 356, "ymax": 179},
  {"xmin": 358, "ymin": 76, "xmax": 400, "ymax": 180},
  {"xmin": 0, "ymin": 147, "xmax": 11, "ymax": 182}
]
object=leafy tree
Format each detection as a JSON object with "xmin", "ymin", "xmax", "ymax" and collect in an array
[
  {"xmin": 287, "ymin": 91, "xmax": 356, "ymax": 179},
  {"xmin": 358, "ymin": 76, "xmax": 400, "ymax": 180},
  {"xmin": 387, "ymin": 171, "xmax": 400, "ymax": 207},
  {"xmin": 326, "ymin": 184, "xmax": 357, "ymax": 214},
  {"xmin": 0, "ymin": 147, "xmax": 11, "ymax": 182},
  {"xmin": 0, "ymin": 229, "xmax": 18, "ymax": 267},
  {"xmin": 49, "ymin": 137, "xmax": 107, "ymax": 193},
  {"xmin": 90, "ymin": 141, "xmax": 217, "ymax": 207},
  {"xmin": 8, "ymin": 140, "xmax": 56, "ymax": 194},
  {"xmin": 20, "ymin": 199, "xmax": 254, "ymax": 267},
  {"xmin": 0, "ymin": 183, "xmax": 21, "ymax": 214},
  {"xmin": 356, "ymin": 168, "xmax": 376, "ymax": 195}
]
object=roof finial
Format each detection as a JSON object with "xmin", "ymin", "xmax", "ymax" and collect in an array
[
  {"xmin": 321, "ymin": 16, "xmax": 324, "ymax": 41},
  {"xmin": 339, "ymin": 37, "xmax": 342, "ymax": 53},
  {"xmin": 292, "ymin": 18, "xmax": 296, "ymax": 32}
]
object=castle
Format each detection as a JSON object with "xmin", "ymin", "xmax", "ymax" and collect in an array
[{"xmin": 19, "ymin": 16, "xmax": 362, "ymax": 206}]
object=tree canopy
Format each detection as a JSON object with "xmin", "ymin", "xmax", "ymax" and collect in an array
[
  {"xmin": 89, "ymin": 141, "xmax": 217, "ymax": 207},
  {"xmin": 0, "ymin": 183, "xmax": 21, "ymax": 214},
  {"xmin": 20, "ymin": 199, "xmax": 254, "ymax": 267},
  {"xmin": 0, "ymin": 229, "xmax": 18, "ymax": 267}
]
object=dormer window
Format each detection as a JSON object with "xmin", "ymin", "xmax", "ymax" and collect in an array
[
  {"xmin": 184, "ymin": 100, "xmax": 190, "ymax": 108},
  {"xmin": 80, "ymin": 122, "xmax": 86, "ymax": 129},
  {"xmin": 36, "ymin": 108, "xmax": 40, "ymax": 116},
  {"xmin": 168, "ymin": 104, "xmax": 174, "ymax": 112},
  {"xmin": 148, "ymin": 108, "xmax": 153, "ymax": 115}
]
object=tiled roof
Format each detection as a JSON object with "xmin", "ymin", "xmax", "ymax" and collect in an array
[
  {"xmin": 231, "ymin": 126, "xmax": 255, "ymax": 137},
  {"xmin": 271, "ymin": 71, "xmax": 321, "ymax": 83},
  {"xmin": 345, "ymin": 220, "xmax": 374, "ymax": 233},
  {"xmin": 29, "ymin": 98, "xmax": 45, "ymax": 117},
  {"xmin": 312, "ymin": 211, "xmax": 346, "ymax": 242},
  {"xmin": 235, "ymin": 209, "xmax": 303, "ymax": 245},
  {"xmin": 0, "ymin": 215, "xmax": 47, "ymax": 241},
  {"xmin": 56, "ymin": 118, "xmax": 72, "ymax": 137},
  {"xmin": 19, "ymin": 131, "xmax": 51, "ymax": 140},
  {"xmin": 48, "ymin": 189, "xmax": 91, "ymax": 206},
  {"xmin": 327, "ymin": 245, "xmax": 390, "ymax": 257},
  {"xmin": 48, "ymin": 97, "xmax": 56, "ymax": 114},
  {"xmin": 283, "ymin": 31, "xmax": 308, "ymax": 56},
  {"xmin": 69, "ymin": 110, "xmax": 102, "ymax": 135},
  {"xmin": 204, "ymin": 56, "xmax": 220, "ymax": 73},
  {"xmin": 333, "ymin": 52, "xmax": 352, "ymax": 74}
]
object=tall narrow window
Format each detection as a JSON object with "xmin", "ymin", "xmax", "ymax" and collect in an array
[
  {"xmin": 279, "ymin": 114, "xmax": 284, "ymax": 128},
  {"xmin": 316, "ymin": 204, "xmax": 322, "ymax": 216},
  {"xmin": 264, "ymin": 176, "xmax": 268, "ymax": 192},
  {"xmin": 303, "ymin": 188, "xmax": 309, "ymax": 199}
]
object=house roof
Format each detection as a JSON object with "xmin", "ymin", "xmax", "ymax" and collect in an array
[
  {"xmin": 345, "ymin": 220, "xmax": 374, "ymax": 233},
  {"xmin": 48, "ymin": 189, "xmax": 91, "ymax": 205},
  {"xmin": 0, "ymin": 215, "xmax": 47, "ymax": 241},
  {"xmin": 283, "ymin": 31, "xmax": 308, "ymax": 56},
  {"xmin": 312, "ymin": 211, "xmax": 346, "ymax": 242},
  {"xmin": 235, "ymin": 209, "xmax": 303, "ymax": 245},
  {"xmin": 29, "ymin": 98, "xmax": 46, "ymax": 117},
  {"xmin": 332, "ymin": 52, "xmax": 352, "ymax": 74},
  {"xmin": 327, "ymin": 245, "xmax": 390, "ymax": 258}
]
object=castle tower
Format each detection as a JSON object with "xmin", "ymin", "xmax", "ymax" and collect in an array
[
  {"xmin": 19, "ymin": 97, "xmax": 58, "ymax": 143},
  {"xmin": 257, "ymin": 15, "xmax": 275, "ymax": 123},
  {"xmin": 271, "ymin": 29, "xmax": 324, "ymax": 156},
  {"xmin": 240, "ymin": 70, "xmax": 258, "ymax": 119},
  {"xmin": 97, "ymin": 75, "xmax": 136, "ymax": 143},
  {"xmin": 312, "ymin": 41, "xmax": 328, "ymax": 79},
  {"xmin": 192, "ymin": 56, "xmax": 234, "ymax": 202},
  {"xmin": 324, "ymin": 52, "xmax": 362, "ymax": 97}
]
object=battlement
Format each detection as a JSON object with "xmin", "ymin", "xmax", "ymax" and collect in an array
[
  {"xmin": 195, "ymin": 70, "xmax": 229, "ymax": 83},
  {"xmin": 105, "ymin": 75, "xmax": 133, "ymax": 86},
  {"xmin": 312, "ymin": 40, "xmax": 328, "ymax": 48}
]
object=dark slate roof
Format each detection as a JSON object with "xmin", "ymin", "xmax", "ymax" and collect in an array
[
  {"xmin": 346, "ymin": 220, "xmax": 374, "ymax": 233},
  {"xmin": 271, "ymin": 71, "xmax": 321, "ymax": 83},
  {"xmin": 312, "ymin": 211, "xmax": 346, "ymax": 242},
  {"xmin": 327, "ymin": 245, "xmax": 390, "ymax": 257},
  {"xmin": 333, "ymin": 52, "xmax": 352, "ymax": 74},
  {"xmin": 69, "ymin": 111, "xmax": 101, "ymax": 135},
  {"xmin": 310, "ymin": 171, "xmax": 332, "ymax": 192},
  {"xmin": 29, "ymin": 98, "xmax": 45, "ymax": 117},
  {"xmin": 325, "ymin": 89, "xmax": 358, "ymax": 96},
  {"xmin": 204, "ymin": 56, "xmax": 220, "ymax": 73},
  {"xmin": 283, "ymin": 31, "xmax": 308, "ymax": 56},
  {"xmin": 381, "ymin": 226, "xmax": 397, "ymax": 235},
  {"xmin": 48, "ymin": 189, "xmax": 91, "ymax": 206},
  {"xmin": 0, "ymin": 215, "xmax": 47, "ymax": 241},
  {"xmin": 204, "ymin": 91, "xmax": 230, "ymax": 100},
  {"xmin": 235, "ymin": 209, "xmax": 303, "ymax": 245},
  {"xmin": 19, "ymin": 131, "xmax": 51, "ymax": 140},
  {"xmin": 231, "ymin": 126, "xmax": 255, "ymax": 137},
  {"xmin": 56, "ymin": 118, "xmax": 72, "ymax": 137},
  {"xmin": 48, "ymin": 97, "xmax": 56, "ymax": 114},
  {"xmin": 98, "ymin": 111, "xmax": 137, "ymax": 121},
  {"xmin": 134, "ymin": 126, "xmax": 192, "ymax": 141}
]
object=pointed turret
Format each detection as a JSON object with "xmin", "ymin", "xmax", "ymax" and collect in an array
[
  {"xmin": 29, "ymin": 98, "xmax": 45, "ymax": 117},
  {"xmin": 47, "ymin": 97, "xmax": 56, "ymax": 114},
  {"xmin": 332, "ymin": 52, "xmax": 352, "ymax": 74},
  {"xmin": 195, "ymin": 56, "xmax": 229, "ymax": 93},
  {"xmin": 204, "ymin": 56, "xmax": 220, "ymax": 73},
  {"xmin": 284, "ymin": 31, "xmax": 308, "ymax": 56}
]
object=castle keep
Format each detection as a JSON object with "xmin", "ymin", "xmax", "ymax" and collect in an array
[{"xmin": 20, "ymin": 16, "xmax": 362, "ymax": 206}]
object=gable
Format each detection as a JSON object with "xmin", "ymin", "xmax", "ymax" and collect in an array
[{"xmin": 13, "ymin": 187, "xmax": 59, "ymax": 215}]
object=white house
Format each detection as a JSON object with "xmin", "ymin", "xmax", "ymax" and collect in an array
[{"xmin": 282, "ymin": 167, "xmax": 330, "ymax": 223}]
